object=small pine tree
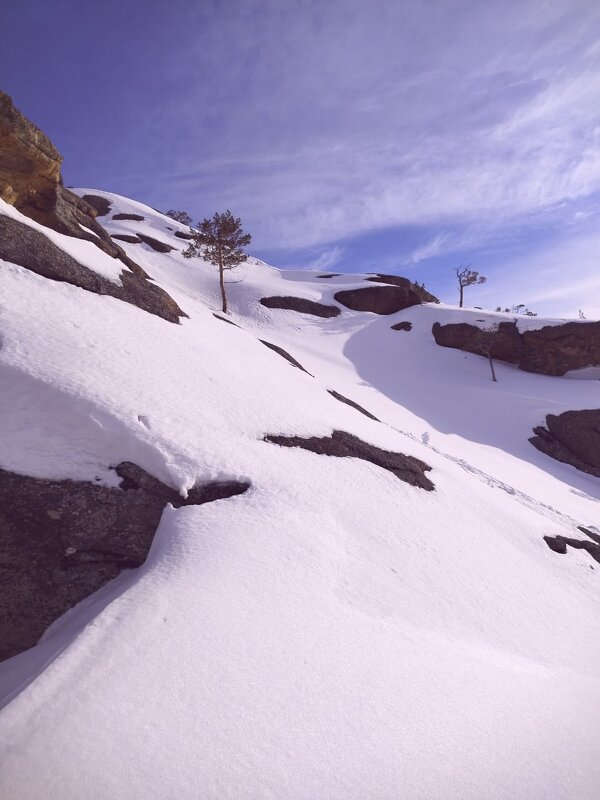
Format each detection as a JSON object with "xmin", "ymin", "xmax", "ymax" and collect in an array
[
  {"xmin": 183, "ymin": 210, "xmax": 251, "ymax": 313},
  {"xmin": 455, "ymin": 264, "xmax": 486, "ymax": 307},
  {"xmin": 165, "ymin": 210, "xmax": 192, "ymax": 226},
  {"xmin": 478, "ymin": 322, "xmax": 501, "ymax": 382}
]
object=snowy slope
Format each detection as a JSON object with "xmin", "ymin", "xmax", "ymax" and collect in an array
[{"xmin": 0, "ymin": 191, "xmax": 599, "ymax": 799}]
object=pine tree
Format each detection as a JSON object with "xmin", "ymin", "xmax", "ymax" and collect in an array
[
  {"xmin": 183, "ymin": 211, "xmax": 251, "ymax": 313},
  {"xmin": 165, "ymin": 210, "xmax": 192, "ymax": 226},
  {"xmin": 455, "ymin": 264, "xmax": 486, "ymax": 307}
]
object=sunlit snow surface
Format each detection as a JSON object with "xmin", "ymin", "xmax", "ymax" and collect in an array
[{"xmin": 0, "ymin": 191, "xmax": 599, "ymax": 799}]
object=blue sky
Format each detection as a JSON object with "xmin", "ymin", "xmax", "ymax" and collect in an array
[{"xmin": 2, "ymin": 0, "xmax": 600, "ymax": 316}]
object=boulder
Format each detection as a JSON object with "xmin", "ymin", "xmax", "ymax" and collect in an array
[
  {"xmin": 432, "ymin": 319, "xmax": 600, "ymax": 376},
  {"xmin": 260, "ymin": 296, "xmax": 341, "ymax": 318},
  {"xmin": 391, "ymin": 321, "xmax": 412, "ymax": 331},
  {"xmin": 530, "ymin": 409, "xmax": 600, "ymax": 477},
  {"xmin": 175, "ymin": 231, "xmax": 195, "ymax": 240},
  {"xmin": 0, "ymin": 461, "xmax": 250, "ymax": 661},
  {"xmin": 264, "ymin": 430, "xmax": 433, "ymax": 490},
  {"xmin": 334, "ymin": 279, "xmax": 435, "ymax": 315},
  {"xmin": 0, "ymin": 214, "xmax": 185, "ymax": 323}
]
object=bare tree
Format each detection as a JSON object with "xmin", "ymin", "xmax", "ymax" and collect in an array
[
  {"xmin": 455, "ymin": 264, "xmax": 486, "ymax": 307},
  {"xmin": 183, "ymin": 210, "xmax": 251, "ymax": 313},
  {"xmin": 165, "ymin": 210, "xmax": 192, "ymax": 226},
  {"xmin": 479, "ymin": 322, "xmax": 500, "ymax": 382}
]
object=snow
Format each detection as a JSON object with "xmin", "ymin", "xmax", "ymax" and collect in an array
[
  {"xmin": 0, "ymin": 199, "xmax": 124, "ymax": 283},
  {"xmin": 1, "ymin": 189, "xmax": 599, "ymax": 799}
]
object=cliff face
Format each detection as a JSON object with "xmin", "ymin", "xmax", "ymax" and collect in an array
[
  {"xmin": 432, "ymin": 319, "xmax": 600, "ymax": 376},
  {"xmin": 0, "ymin": 90, "xmax": 62, "ymax": 212},
  {"xmin": 0, "ymin": 91, "xmax": 185, "ymax": 322}
]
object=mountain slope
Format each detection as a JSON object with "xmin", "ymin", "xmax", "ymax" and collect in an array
[{"xmin": 0, "ymin": 191, "xmax": 599, "ymax": 799}]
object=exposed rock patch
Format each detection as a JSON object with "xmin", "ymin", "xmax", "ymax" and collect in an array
[
  {"xmin": 365, "ymin": 275, "xmax": 439, "ymax": 303},
  {"xmin": 260, "ymin": 296, "xmax": 341, "ymax": 318},
  {"xmin": 334, "ymin": 281, "xmax": 434, "ymax": 315},
  {"xmin": 0, "ymin": 462, "xmax": 250, "ymax": 661},
  {"xmin": 82, "ymin": 194, "xmax": 111, "ymax": 216},
  {"xmin": 112, "ymin": 212, "xmax": 145, "ymax": 221},
  {"xmin": 391, "ymin": 321, "xmax": 412, "ymax": 331},
  {"xmin": 432, "ymin": 319, "xmax": 600, "ymax": 376},
  {"xmin": 317, "ymin": 273, "xmax": 341, "ymax": 278},
  {"xmin": 529, "ymin": 409, "xmax": 600, "ymax": 478},
  {"xmin": 0, "ymin": 214, "xmax": 185, "ymax": 323},
  {"xmin": 175, "ymin": 231, "xmax": 195, "ymax": 240},
  {"xmin": 543, "ymin": 530, "xmax": 600, "ymax": 564},
  {"xmin": 137, "ymin": 233, "xmax": 175, "ymax": 253},
  {"xmin": 213, "ymin": 313, "xmax": 241, "ymax": 328},
  {"xmin": 264, "ymin": 430, "xmax": 433, "ymax": 490},
  {"xmin": 111, "ymin": 233, "xmax": 142, "ymax": 244},
  {"xmin": 327, "ymin": 390, "xmax": 379, "ymax": 421},
  {"xmin": 259, "ymin": 340, "xmax": 313, "ymax": 375}
]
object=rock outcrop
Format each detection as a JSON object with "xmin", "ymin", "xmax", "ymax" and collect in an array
[
  {"xmin": 544, "ymin": 527, "xmax": 600, "ymax": 565},
  {"xmin": 334, "ymin": 278, "xmax": 436, "ymax": 315},
  {"xmin": 365, "ymin": 275, "xmax": 439, "ymax": 302},
  {"xmin": 264, "ymin": 430, "xmax": 433, "ymax": 490},
  {"xmin": 260, "ymin": 296, "xmax": 341, "ymax": 318},
  {"xmin": 82, "ymin": 194, "xmax": 112, "ymax": 216},
  {"xmin": 391, "ymin": 321, "xmax": 412, "ymax": 331},
  {"xmin": 432, "ymin": 319, "xmax": 600, "ymax": 376},
  {"xmin": 137, "ymin": 233, "xmax": 175, "ymax": 253},
  {"xmin": 327, "ymin": 390, "xmax": 379, "ymax": 421},
  {"xmin": 0, "ymin": 215, "xmax": 184, "ymax": 323},
  {"xmin": 259, "ymin": 340, "xmax": 313, "ymax": 374},
  {"xmin": 0, "ymin": 91, "xmax": 185, "ymax": 322},
  {"xmin": 0, "ymin": 462, "xmax": 250, "ymax": 661},
  {"xmin": 530, "ymin": 409, "xmax": 600, "ymax": 478}
]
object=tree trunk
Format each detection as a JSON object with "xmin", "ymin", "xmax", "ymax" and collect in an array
[
  {"xmin": 459, "ymin": 284, "xmax": 464, "ymax": 307},
  {"xmin": 488, "ymin": 353, "xmax": 497, "ymax": 382},
  {"xmin": 218, "ymin": 244, "xmax": 227, "ymax": 313}
]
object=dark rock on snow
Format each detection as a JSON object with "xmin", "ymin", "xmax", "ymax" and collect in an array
[
  {"xmin": 265, "ymin": 430, "xmax": 433, "ymax": 490},
  {"xmin": 82, "ymin": 194, "xmax": 112, "ymax": 216},
  {"xmin": 260, "ymin": 296, "xmax": 341, "ymax": 318},
  {"xmin": 529, "ymin": 409, "xmax": 600, "ymax": 478},
  {"xmin": 327, "ymin": 390, "xmax": 379, "ymax": 421},
  {"xmin": 316, "ymin": 273, "xmax": 341, "ymax": 278},
  {"xmin": 112, "ymin": 212, "xmax": 145, "ymax": 221},
  {"xmin": 0, "ymin": 462, "xmax": 250, "ymax": 661},
  {"xmin": 365, "ymin": 274, "xmax": 439, "ymax": 303},
  {"xmin": 543, "ymin": 531, "xmax": 600, "ymax": 565},
  {"xmin": 334, "ymin": 280, "xmax": 435, "ymax": 315},
  {"xmin": 137, "ymin": 232, "xmax": 175, "ymax": 253},
  {"xmin": 111, "ymin": 233, "xmax": 142, "ymax": 244},
  {"xmin": 175, "ymin": 231, "xmax": 195, "ymax": 240},
  {"xmin": 213, "ymin": 313, "xmax": 241, "ymax": 328},
  {"xmin": 259, "ymin": 340, "xmax": 313, "ymax": 375},
  {"xmin": 432, "ymin": 319, "xmax": 600, "ymax": 376},
  {"xmin": 0, "ymin": 215, "xmax": 185, "ymax": 324},
  {"xmin": 391, "ymin": 321, "xmax": 412, "ymax": 331}
]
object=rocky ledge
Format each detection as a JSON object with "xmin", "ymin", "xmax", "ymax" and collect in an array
[
  {"xmin": 0, "ymin": 462, "xmax": 250, "ymax": 661},
  {"xmin": 432, "ymin": 319, "xmax": 600, "ymax": 376}
]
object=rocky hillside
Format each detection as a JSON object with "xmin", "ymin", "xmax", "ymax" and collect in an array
[{"xmin": 1, "ymin": 95, "xmax": 599, "ymax": 800}]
